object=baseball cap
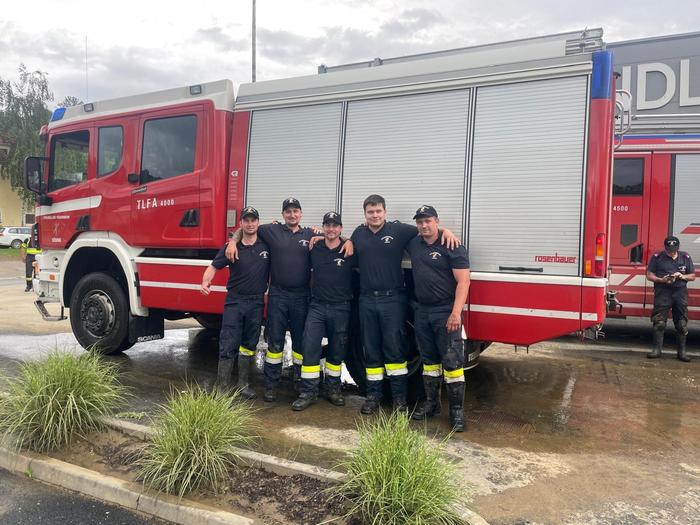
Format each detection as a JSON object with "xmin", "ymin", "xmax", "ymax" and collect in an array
[
  {"xmin": 282, "ymin": 197, "xmax": 301, "ymax": 211},
  {"xmin": 323, "ymin": 211, "xmax": 342, "ymax": 225},
  {"xmin": 240, "ymin": 206, "xmax": 259, "ymax": 220},
  {"xmin": 413, "ymin": 205, "xmax": 438, "ymax": 220},
  {"xmin": 664, "ymin": 236, "xmax": 680, "ymax": 248}
]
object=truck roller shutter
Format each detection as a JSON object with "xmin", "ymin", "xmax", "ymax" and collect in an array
[
  {"xmin": 468, "ymin": 76, "xmax": 588, "ymax": 277},
  {"xmin": 246, "ymin": 103, "xmax": 342, "ymax": 225},
  {"xmin": 341, "ymin": 90, "xmax": 470, "ymax": 235},
  {"xmin": 673, "ymin": 155, "xmax": 700, "ymax": 261}
]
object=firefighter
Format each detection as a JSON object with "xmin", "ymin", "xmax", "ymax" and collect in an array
[
  {"xmin": 201, "ymin": 207, "xmax": 269, "ymax": 397},
  {"xmin": 349, "ymin": 195, "xmax": 459, "ymax": 415},
  {"xmin": 21, "ymin": 224, "xmax": 41, "ymax": 292},
  {"xmin": 292, "ymin": 212, "xmax": 356, "ymax": 411},
  {"xmin": 406, "ymin": 206, "xmax": 470, "ymax": 432},
  {"xmin": 226, "ymin": 198, "xmax": 339, "ymax": 402},
  {"xmin": 646, "ymin": 236, "xmax": 695, "ymax": 362}
]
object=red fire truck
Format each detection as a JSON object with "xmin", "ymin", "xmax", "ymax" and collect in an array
[{"xmin": 24, "ymin": 29, "xmax": 618, "ymax": 380}]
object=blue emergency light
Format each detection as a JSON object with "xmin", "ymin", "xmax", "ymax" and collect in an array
[{"xmin": 50, "ymin": 107, "xmax": 66, "ymax": 122}]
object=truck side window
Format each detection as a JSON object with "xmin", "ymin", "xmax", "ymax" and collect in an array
[
  {"xmin": 98, "ymin": 126, "xmax": 123, "ymax": 177},
  {"xmin": 140, "ymin": 115, "xmax": 197, "ymax": 183},
  {"xmin": 613, "ymin": 158, "xmax": 644, "ymax": 195},
  {"xmin": 48, "ymin": 130, "xmax": 90, "ymax": 192}
]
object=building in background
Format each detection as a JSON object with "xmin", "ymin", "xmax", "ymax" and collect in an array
[{"xmin": 0, "ymin": 137, "xmax": 32, "ymax": 227}]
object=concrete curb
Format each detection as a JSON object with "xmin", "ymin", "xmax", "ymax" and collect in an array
[
  {"xmin": 102, "ymin": 417, "xmax": 489, "ymax": 525},
  {"xmin": 0, "ymin": 437, "xmax": 253, "ymax": 525}
]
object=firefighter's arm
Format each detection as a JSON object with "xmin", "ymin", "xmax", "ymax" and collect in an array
[
  {"xmin": 200, "ymin": 265, "xmax": 217, "ymax": 295},
  {"xmin": 448, "ymin": 268, "xmax": 470, "ymax": 333},
  {"xmin": 646, "ymin": 271, "xmax": 672, "ymax": 284},
  {"xmin": 20, "ymin": 241, "xmax": 27, "ymax": 261},
  {"xmin": 340, "ymin": 239, "xmax": 354, "ymax": 257},
  {"xmin": 679, "ymin": 272, "xmax": 696, "ymax": 282},
  {"xmin": 439, "ymin": 228, "xmax": 461, "ymax": 250},
  {"xmin": 225, "ymin": 230, "xmax": 242, "ymax": 261}
]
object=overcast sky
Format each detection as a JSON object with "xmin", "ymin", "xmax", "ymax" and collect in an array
[{"xmin": 1, "ymin": 0, "xmax": 698, "ymax": 105}]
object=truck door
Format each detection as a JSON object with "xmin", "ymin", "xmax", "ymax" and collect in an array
[
  {"xmin": 131, "ymin": 110, "xmax": 203, "ymax": 247},
  {"xmin": 609, "ymin": 154, "xmax": 652, "ymax": 310}
]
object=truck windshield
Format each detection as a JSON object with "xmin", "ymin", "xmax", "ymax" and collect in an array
[{"xmin": 48, "ymin": 130, "xmax": 90, "ymax": 192}]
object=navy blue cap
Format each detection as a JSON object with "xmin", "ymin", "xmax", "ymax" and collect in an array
[
  {"xmin": 323, "ymin": 211, "xmax": 342, "ymax": 225},
  {"xmin": 240, "ymin": 206, "xmax": 259, "ymax": 219},
  {"xmin": 282, "ymin": 197, "xmax": 301, "ymax": 211},
  {"xmin": 664, "ymin": 236, "xmax": 680, "ymax": 248},
  {"xmin": 413, "ymin": 205, "xmax": 438, "ymax": 219}
]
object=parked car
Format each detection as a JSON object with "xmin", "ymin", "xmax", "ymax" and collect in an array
[{"xmin": 0, "ymin": 226, "xmax": 32, "ymax": 249}]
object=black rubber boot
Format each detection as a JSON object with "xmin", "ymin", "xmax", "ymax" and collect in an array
[
  {"xmin": 412, "ymin": 376, "xmax": 442, "ymax": 420},
  {"xmin": 263, "ymin": 387, "xmax": 277, "ymax": 403},
  {"xmin": 647, "ymin": 329, "xmax": 664, "ymax": 359},
  {"xmin": 323, "ymin": 380, "xmax": 345, "ymax": 406},
  {"xmin": 389, "ymin": 376, "xmax": 408, "ymax": 413},
  {"xmin": 392, "ymin": 396, "xmax": 408, "ymax": 414},
  {"xmin": 360, "ymin": 397, "xmax": 381, "ymax": 415},
  {"xmin": 292, "ymin": 364, "xmax": 302, "ymax": 392},
  {"xmin": 677, "ymin": 333, "xmax": 691, "ymax": 362},
  {"xmin": 236, "ymin": 354, "xmax": 256, "ymax": 400},
  {"xmin": 291, "ymin": 392, "xmax": 318, "ymax": 411},
  {"xmin": 216, "ymin": 358, "xmax": 235, "ymax": 391},
  {"xmin": 447, "ymin": 382, "xmax": 466, "ymax": 433}
]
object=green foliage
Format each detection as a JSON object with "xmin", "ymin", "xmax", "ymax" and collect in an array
[
  {"xmin": 138, "ymin": 385, "xmax": 258, "ymax": 498},
  {"xmin": 334, "ymin": 411, "xmax": 464, "ymax": 525},
  {"xmin": 0, "ymin": 350, "xmax": 129, "ymax": 452}
]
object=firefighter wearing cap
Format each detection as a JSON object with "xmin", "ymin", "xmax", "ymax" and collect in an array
[
  {"xmin": 406, "ymin": 205, "xmax": 471, "ymax": 432},
  {"xmin": 21, "ymin": 223, "xmax": 41, "ymax": 292},
  {"xmin": 201, "ymin": 207, "xmax": 269, "ymax": 396},
  {"xmin": 292, "ymin": 212, "xmax": 356, "ymax": 410},
  {"xmin": 349, "ymin": 195, "xmax": 460, "ymax": 415},
  {"xmin": 226, "ymin": 198, "xmax": 317, "ymax": 402},
  {"xmin": 646, "ymin": 236, "xmax": 695, "ymax": 362}
]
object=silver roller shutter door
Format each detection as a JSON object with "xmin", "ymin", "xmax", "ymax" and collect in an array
[
  {"xmin": 341, "ymin": 90, "xmax": 470, "ymax": 235},
  {"xmin": 246, "ymin": 103, "xmax": 342, "ymax": 226},
  {"xmin": 673, "ymin": 155, "xmax": 700, "ymax": 261},
  {"xmin": 468, "ymin": 76, "xmax": 588, "ymax": 276}
]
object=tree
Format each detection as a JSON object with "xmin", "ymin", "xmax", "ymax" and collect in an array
[{"xmin": 0, "ymin": 65, "xmax": 53, "ymax": 206}]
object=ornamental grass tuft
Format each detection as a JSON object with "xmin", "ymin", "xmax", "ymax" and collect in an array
[
  {"xmin": 0, "ymin": 349, "xmax": 129, "ymax": 452},
  {"xmin": 334, "ymin": 411, "xmax": 464, "ymax": 525},
  {"xmin": 137, "ymin": 385, "xmax": 257, "ymax": 498}
]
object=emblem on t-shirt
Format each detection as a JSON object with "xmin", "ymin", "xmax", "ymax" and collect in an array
[
  {"xmin": 679, "ymin": 265, "xmax": 687, "ymax": 273},
  {"xmin": 334, "ymin": 258, "xmax": 345, "ymax": 267},
  {"xmin": 298, "ymin": 240, "xmax": 309, "ymax": 247},
  {"xmin": 429, "ymin": 251, "xmax": 442, "ymax": 260},
  {"xmin": 259, "ymin": 251, "xmax": 269, "ymax": 259},
  {"xmin": 381, "ymin": 236, "xmax": 394, "ymax": 244}
]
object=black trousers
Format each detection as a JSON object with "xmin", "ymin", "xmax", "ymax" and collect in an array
[
  {"xmin": 219, "ymin": 295, "xmax": 264, "ymax": 360},
  {"xmin": 414, "ymin": 303, "xmax": 465, "ymax": 384},
  {"xmin": 651, "ymin": 286, "xmax": 688, "ymax": 336},
  {"xmin": 25, "ymin": 254, "xmax": 36, "ymax": 288}
]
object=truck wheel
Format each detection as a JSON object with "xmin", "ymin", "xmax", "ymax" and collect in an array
[
  {"xmin": 194, "ymin": 313, "xmax": 223, "ymax": 331},
  {"xmin": 69, "ymin": 272, "xmax": 130, "ymax": 355}
]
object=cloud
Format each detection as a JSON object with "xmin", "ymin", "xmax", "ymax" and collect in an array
[{"xmin": 194, "ymin": 27, "xmax": 249, "ymax": 52}]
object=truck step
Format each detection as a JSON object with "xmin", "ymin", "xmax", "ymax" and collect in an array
[{"xmin": 34, "ymin": 300, "xmax": 67, "ymax": 322}]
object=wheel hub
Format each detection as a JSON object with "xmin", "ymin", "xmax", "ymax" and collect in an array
[{"xmin": 80, "ymin": 291, "xmax": 116, "ymax": 338}]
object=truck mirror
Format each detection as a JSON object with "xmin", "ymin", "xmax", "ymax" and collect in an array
[{"xmin": 24, "ymin": 156, "xmax": 47, "ymax": 195}]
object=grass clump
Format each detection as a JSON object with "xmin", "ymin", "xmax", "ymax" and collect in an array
[
  {"xmin": 0, "ymin": 350, "xmax": 129, "ymax": 452},
  {"xmin": 334, "ymin": 411, "xmax": 463, "ymax": 525},
  {"xmin": 138, "ymin": 385, "xmax": 257, "ymax": 498}
]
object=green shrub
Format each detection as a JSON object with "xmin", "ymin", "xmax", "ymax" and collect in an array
[
  {"xmin": 334, "ymin": 411, "xmax": 463, "ymax": 525},
  {"xmin": 138, "ymin": 385, "xmax": 257, "ymax": 498},
  {"xmin": 0, "ymin": 350, "xmax": 129, "ymax": 452}
]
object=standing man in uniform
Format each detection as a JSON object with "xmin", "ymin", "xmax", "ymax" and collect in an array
[
  {"xmin": 292, "ymin": 212, "xmax": 356, "ymax": 411},
  {"xmin": 407, "ymin": 205, "xmax": 470, "ymax": 432},
  {"xmin": 646, "ymin": 235, "xmax": 695, "ymax": 362},
  {"xmin": 226, "ymin": 198, "xmax": 319, "ymax": 402},
  {"xmin": 201, "ymin": 207, "xmax": 269, "ymax": 397},
  {"xmin": 350, "ymin": 195, "xmax": 459, "ymax": 415},
  {"xmin": 21, "ymin": 223, "xmax": 41, "ymax": 292}
]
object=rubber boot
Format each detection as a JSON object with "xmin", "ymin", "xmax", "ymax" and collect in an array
[
  {"xmin": 447, "ymin": 382, "xmax": 466, "ymax": 433},
  {"xmin": 236, "ymin": 354, "xmax": 256, "ymax": 400},
  {"xmin": 389, "ymin": 376, "xmax": 408, "ymax": 413},
  {"xmin": 646, "ymin": 329, "xmax": 664, "ymax": 359},
  {"xmin": 412, "ymin": 376, "xmax": 442, "ymax": 420},
  {"xmin": 291, "ymin": 392, "xmax": 318, "ymax": 411},
  {"xmin": 216, "ymin": 358, "xmax": 235, "ymax": 391},
  {"xmin": 677, "ymin": 333, "xmax": 691, "ymax": 362},
  {"xmin": 360, "ymin": 380, "xmax": 383, "ymax": 415},
  {"xmin": 292, "ymin": 364, "xmax": 302, "ymax": 392},
  {"xmin": 324, "ymin": 380, "xmax": 345, "ymax": 407}
]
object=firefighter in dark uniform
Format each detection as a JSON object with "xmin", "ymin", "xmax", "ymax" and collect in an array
[
  {"xmin": 406, "ymin": 205, "xmax": 471, "ymax": 432},
  {"xmin": 201, "ymin": 207, "xmax": 270, "ymax": 397},
  {"xmin": 292, "ymin": 212, "xmax": 356, "ymax": 411},
  {"xmin": 646, "ymin": 235, "xmax": 695, "ymax": 362},
  {"xmin": 349, "ymin": 195, "xmax": 459, "ymax": 415},
  {"xmin": 226, "ymin": 198, "xmax": 331, "ymax": 402},
  {"xmin": 21, "ymin": 224, "xmax": 41, "ymax": 292}
]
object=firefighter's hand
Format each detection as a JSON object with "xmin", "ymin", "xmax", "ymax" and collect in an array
[
  {"xmin": 310, "ymin": 225, "xmax": 323, "ymax": 235},
  {"xmin": 341, "ymin": 239, "xmax": 354, "ymax": 257},
  {"xmin": 441, "ymin": 229, "xmax": 461, "ymax": 250},
  {"xmin": 446, "ymin": 313, "xmax": 461, "ymax": 333},
  {"xmin": 225, "ymin": 241, "xmax": 239, "ymax": 262},
  {"xmin": 309, "ymin": 235, "xmax": 323, "ymax": 250},
  {"xmin": 200, "ymin": 280, "xmax": 211, "ymax": 295}
]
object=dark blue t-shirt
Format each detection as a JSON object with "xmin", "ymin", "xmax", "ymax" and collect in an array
[
  {"xmin": 257, "ymin": 223, "xmax": 314, "ymax": 290},
  {"xmin": 310, "ymin": 241, "xmax": 357, "ymax": 303},
  {"xmin": 647, "ymin": 251, "xmax": 695, "ymax": 289},
  {"xmin": 212, "ymin": 238, "xmax": 270, "ymax": 297},
  {"xmin": 407, "ymin": 236, "xmax": 470, "ymax": 305},
  {"xmin": 350, "ymin": 221, "xmax": 417, "ymax": 292}
]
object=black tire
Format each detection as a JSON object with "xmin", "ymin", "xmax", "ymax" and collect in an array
[
  {"xmin": 10, "ymin": 239, "xmax": 22, "ymax": 249},
  {"xmin": 194, "ymin": 313, "xmax": 223, "ymax": 331},
  {"xmin": 69, "ymin": 272, "xmax": 130, "ymax": 355}
]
